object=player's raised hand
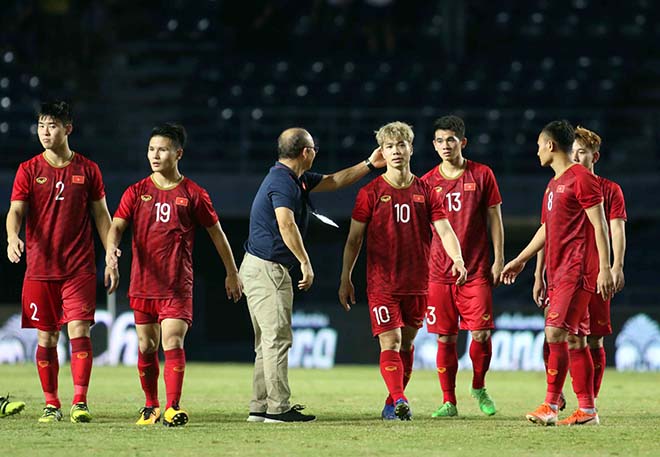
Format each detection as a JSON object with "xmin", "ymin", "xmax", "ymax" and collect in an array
[
  {"xmin": 491, "ymin": 259, "xmax": 504, "ymax": 287},
  {"xmin": 612, "ymin": 265, "xmax": 625, "ymax": 293},
  {"xmin": 500, "ymin": 258, "xmax": 526, "ymax": 285},
  {"xmin": 452, "ymin": 260, "xmax": 468, "ymax": 285},
  {"xmin": 299, "ymin": 261, "xmax": 314, "ymax": 291},
  {"xmin": 7, "ymin": 236, "xmax": 24, "ymax": 263},
  {"xmin": 104, "ymin": 265, "xmax": 119, "ymax": 294},
  {"xmin": 532, "ymin": 276, "xmax": 546, "ymax": 308},
  {"xmin": 368, "ymin": 146, "xmax": 387, "ymax": 169},
  {"xmin": 597, "ymin": 268, "xmax": 615, "ymax": 301},
  {"xmin": 226, "ymin": 273, "xmax": 243, "ymax": 302},
  {"xmin": 338, "ymin": 278, "xmax": 355, "ymax": 311}
]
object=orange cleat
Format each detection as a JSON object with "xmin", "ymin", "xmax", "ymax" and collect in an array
[
  {"xmin": 525, "ymin": 403, "xmax": 558, "ymax": 426},
  {"xmin": 557, "ymin": 409, "xmax": 600, "ymax": 426}
]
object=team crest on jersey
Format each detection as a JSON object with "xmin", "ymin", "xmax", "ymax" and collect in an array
[
  {"xmin": 141, "ymin": 194, "xmax": 153, "ymax": 201},
  {"xmin": 464, "ymin": 183, "xmax": 476, "ymax": 191},
  {"xmin": 72, "ymin": 175, "xmax": 85, "ymax": 184},
  {"xmin": 556, "ymin": 185, "xmax": 566, "ymax": 193},
  {"xmin": 413, "ymin": 194, "xmax": 425, "ymax": 203},
  {"xmin": 36, "ymin": 177, "xmax": 48, "ymax": 184},
  {"xmin": 176, "ymin": 197, "xmax": 189, "ymax": 206},
  {"xmin": 380, "ymin": 195, "xmax": 392, "ymax": 202},
  {"xmin": 434, "ymin": 186, "xmax": 442, "ymax": 193}
]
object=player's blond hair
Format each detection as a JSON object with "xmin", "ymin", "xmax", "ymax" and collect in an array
[
  {"xmin": 575, "ymin": 125, "xmax": 601, "ymax": 152},
  {"xmin": 375, "ymin": 121, "xmax": 414, "ymax": 146}
]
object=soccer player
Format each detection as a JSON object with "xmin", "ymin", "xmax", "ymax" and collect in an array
[
  {"xmin": 339, "ymin": 121, "xmax": 467, "ymax": 421},
  {"xmin": 421, "ymin": 115, "xmax": 504, "ymax": 418},
  {"xmin": 501, "ymin": 120, "xmax": 614, "ymax": 426},
  {"xmin": 105, "ymin": 123, "xmax": 243, "ymax": 427},
  {"xmin": 6, "ymin": 101, "xmax": 113, "ymax": 423},
  {"xmin": 0, "ymin": 395, "xmax": 26, "ymax": 417},
  {"xmin": 533, "ymin": 126, "xmax": 626, "ymax": 405},
  {"xmin": 242, "ymin": 127, "xmax": 386, "ymax": 423}
]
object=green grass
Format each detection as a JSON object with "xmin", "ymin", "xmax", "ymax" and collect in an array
[{"xmin": 2, "ymin": 364, "xmax": 659, "ymax": 456}]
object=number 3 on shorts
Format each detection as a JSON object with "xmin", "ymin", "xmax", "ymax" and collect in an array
[
  {"xmin": 426, "ymin": 305, "xmax": 436, "ymax": 325},
  {"xmin": 29, "ymin": 302, "xmax": 40, "ymax": 321}
]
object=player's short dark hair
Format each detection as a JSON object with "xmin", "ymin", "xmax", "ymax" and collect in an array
[
  {"xmin": 38, "ymin": 101, "xmax": 72, "ymax": 125},
  {"xmin": 542, "ymin": 120, "xmax": 575, "ymax": 153},
  {"xmin": 278, "ymin": 127, "xmax": 313, "ymax": 159},
  {"xmin": 150, "ymin": 123, "xmax": 187, "ymax": 149},
  {"xmin": 433, "ymin": 115, "xmax": 465, "ymax": 139}
]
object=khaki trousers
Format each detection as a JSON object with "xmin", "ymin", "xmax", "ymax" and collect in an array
[{"xmin": 239, "ymin": 252, "xmax": 294, "ymax": 414}]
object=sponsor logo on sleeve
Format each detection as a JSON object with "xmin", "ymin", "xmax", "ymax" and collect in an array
[
  {"xmin": 413, "ymin": 194, "xmax": 425, "ymax": 203},
  {"xmin": 380, "ymin": 195, "xmax": 392, "ymax": 202},
  {"xmin": 36, "ymin": 177, "xmax": 48, "ymax": 184},
  {"xmin": 175, "ymin": 197, "xmax": 189, "ymax": 206},
  {"xmin": 72, "ymin": 175, "xmax": 85, "ymax": 184},
  {"xmin": 464, "ymin": 183, "xmax": 476, "ymax": 191},
  {"xmin": 140, "ymin": 194, "xmax": 153, "ymax": 201}
]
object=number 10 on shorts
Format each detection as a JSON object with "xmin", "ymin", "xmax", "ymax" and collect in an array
[{"xmin": 372, "ymin": 305, "xmax": 391, "ymax": 326}]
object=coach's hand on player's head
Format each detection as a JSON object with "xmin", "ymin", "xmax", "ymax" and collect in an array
[
  {"xmin": 597, "ymin": 268, "xmax": 615, "ymax": 301},
  {"xmin": 104, "ymin": 265, "xmax": 119, "ymax": 294},
  {"xmin": 452, "ymin": 259, "xmax": 468, "ymax": 285},
  {"xmin": 6, "ymin": 236, "xmax": 24, "ymax": 263},
  {"xmin": 225, "ymin": 273, "xmax": 243, "ymax": 302},
  {"xmin": 500, "ymin": 258, "xmax": 526, "ymax": 285},
  {"xmin": 338, "ymin": 278, "xmax": 355, "ymax": 311},
  {"xmin": 298, "ymin": 261, "xmax": 314, "ymax": 291},
  {"xmin": 368, "ymin": 146, "xmax": 387, "ymax": 169}
]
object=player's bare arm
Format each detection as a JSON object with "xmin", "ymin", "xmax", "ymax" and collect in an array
[
  {"xmin": 585, "ymin": 203, "xmax": 614, "ymax": 300},
  {"xmin": 533, "ymin": 249, "xmax": 547, "ymax": 307},
  {"xmin": 610, "ymin": 218, "xmax": 626, "ymax": 292},
  {"xmin": 311, "ymin": 147, "xmax": 386, "ymax": 192},
  {"xmin": 487, "ymin": 203, "xmax": 504, "ymax": 286},
  {"xmin": 338, "ymin": 219, "xmax": 367, "ymax": 311},
  {"xmin": 5, "ymin": 200, "xmax": 27, "ymax": 263},
  {"xmin": 275, "ymin": 206, "xmax": 314, "ymax": 291},
  {"xmin": 205, "ymin": 222, "xmax": 243, "ymax": 302},
  {"xmin": 104, "ymin": 217, "xmax": 129, "ymax": 294},
  {"xmin": 432, "ymin": 218, "xmax": 467, "ymax": 285},
  {"xmin": 501, "ymin": 223, "xmax": 546, "ymax": 285},
  {"xmin": 90, "ymin": 197, "xmax": 113, "ymax": 250}
]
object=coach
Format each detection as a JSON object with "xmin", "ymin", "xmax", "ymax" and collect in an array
[{"xmin": 240, "ymin": 127, "xmax": 384, "ymax": 423}]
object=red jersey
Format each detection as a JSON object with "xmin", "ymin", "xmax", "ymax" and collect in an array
[
  {"xmin": 421, "ymin": 160, "xmax": 502, "ymax": 283},
  {"xmin": 352, "ymin": 175, "xmax": 447, "ymax": 295},
  {"xmin": 541, "ymin": 165, "xmax": 603, "ymax": 292},
  {"xmin": 599, "ymin": 176, "xmax": 627, "ymax": 222},
  {"xmin": 10, "ymin": 152, "xmax": 105, "ymax": 280},
  {"xmin": 114, "ymin": 176, "xmax": 219, "ymax": 299}
]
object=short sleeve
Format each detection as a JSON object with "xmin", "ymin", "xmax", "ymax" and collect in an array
[
  {"xmin": 483, "ymin": 167, "xmax": 502, "ymax": 207},
  {"xmin": 575, "ymin": 170, "xmax": 603, "ymax": 210},
  {"xmin": 89, "ymin": 161, "xmax": 106, "ymax": 201},
  {"xmin": 303, "ymin": 171, "xmax": 324, "ymax": 191},
  {"xmin": 10, "ymin": 163, "xmax": 30, "ymax": 201},
  {"xmin": 429, "ymin": 186, "xmax": 447, "ymax": 222},
  {"xmin": 269, "ymin": 175, "xmax": 299, "ymax": 211},
  {"xmin": 114, "ymin": 186, "xmax": 138, "ymax": 221},
  {"xmin": 609, "ymin": 183, "xmax": 627, "ymax": 221},
  {"xmin": 351, "ymin": 187, "xmax": 373, "ymax": 223},
  {"xmin": 194, "ymin": 188, "xmax": 220, "ymax": 227}
]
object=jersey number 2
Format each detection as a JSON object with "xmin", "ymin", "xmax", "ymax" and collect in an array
[{"xmin": 55, "ymin": 181, "xmax": 64, "ymax": 201}]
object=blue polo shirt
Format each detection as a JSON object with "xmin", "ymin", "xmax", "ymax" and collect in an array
[{"xmin": 245, "ymin": 162, "xmax": 323, "ymax": 267}]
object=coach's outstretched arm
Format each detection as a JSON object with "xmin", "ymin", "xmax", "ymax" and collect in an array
[
  {"xmin": 275, "ymin": 207, "xmax": 314, "ymax": 291},
  {"xmin": 312, "ymin": 147, "xmax": 386, "ymax": 192},
  {"xmin": 501, "ymin": 223, "xmax": 546, "ymax": 285},
  {"xmin": 338, "ymin": 219, "xmax": 367, "ymax": 311},
  {"xmin": 104, "ymin": 217, "xmax": 129, "ymax": 294},
  {"xmin": 432, "ymin": 218, "xmax": 468, "ymax": 285}
]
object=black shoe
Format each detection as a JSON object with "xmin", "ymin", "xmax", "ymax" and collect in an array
[
  {"xmin": 247, "ymin": 411, "xmax": 267, "ymax": 422},
  {"xmin": 559, "ymin": 392, "xmax": 567, "ymax": 411},
  {"xmin": 264, "ymin": 405, "xmax": 316, "ymax": 423}
]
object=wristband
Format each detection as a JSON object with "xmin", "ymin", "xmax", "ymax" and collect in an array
[{"xmin": 364, "ymin": 158, "xmax": 376, "ymax": 171}]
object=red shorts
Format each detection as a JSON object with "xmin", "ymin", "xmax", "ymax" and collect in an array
[
  {"xmin": 21, "ymin": 273, "xmax": 96, "ymax": 331},
  {"xmin": 588, "ymin": 293, "xmax": 612, "ymax": 336},
  {"xmin": 426, "ymin": 278, "xmax": 494, "ymax": 335},
  {"xmin": 367, "ymin": 293, "xmax": 427, "ymax": 337},
  {"xmin": 546, "ymin": 283, "xmax": 592, "ymax": 336},
  {"xmin": 131, "ymin": 297, "xmax": 193, "ymax": 327}
]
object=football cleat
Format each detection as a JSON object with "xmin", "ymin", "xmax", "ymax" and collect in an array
[
  {"xmin": 381, "ymin": 403, "xmax": 397, "ymax": 420},
  {"xmin": 471, "ymin": 387, "xmax": 497, "ymax": 416},
  {"xmin": 557, "ymin": 409, "xmax": 600, "ymax": 426},
  {"xmin": 38, "ymin": 404, "xmax": 63, "ymax": 423},
  {"xmin": 163, "ymin": 405, "xmax": 189, "ymax": 427},
  {"xmin": 394, "ymin": 398, "xmax": 411, "ymax": 421},
  {"xmin": 136, "ymin": 406, "xmax": 161, "ymax": 425},
  {"xmin": 526, "ymin": 403, "xmax": 557, "ymax": 426},
  {"xmin": 0, "ymin": 395, "xmax": 25, "ymax": 418},
  {"xmin": 70, "ymin": 402, "xmax": 93, "ymax": 423},
  {"xmin": 431, "ymin": 401, "xmax": 458, "ymax": 418}
]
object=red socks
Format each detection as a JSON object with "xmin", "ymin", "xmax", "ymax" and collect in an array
[
  {"xmin": 36, "ymin": 345, "xmax": 60, "ymax": 408},
  {"xmin": 469, "ymin": 339, "xmax": 492, "ymax": 389},
  {"xmin": 138, "ymin": 350, "xmax": 160, "ymax": 407},
  {"xmin": 380, "ymin": 350, "xmax": 405, "ymax": 402},
  {"xmin": 436, "ymin": 341, "xmax": 458, "ymax": 404},
  {"xmin": 400, "ymin": 346, "xmax": 414, "ymax": 391},
  {"xmin": 164, "ymin": 348, "xmax": 186, "ymax": 409},
  {"xmin": 590, "ymin": 347, "xmax": 606, "ymax": 399},
  {"xmin": 569, "ymin": 347, "xmax": 595, "ymax": 409},
  {"xmin": 544, "ymin": 342, "xmax": 569, "ymax": 406},
  {"xmin": 70, "ymin": 337, "xmax": 93, "ymax": 404},
  {"xmin": 543, "ymin": 340, "xmax": 550, "ymax": 371}
]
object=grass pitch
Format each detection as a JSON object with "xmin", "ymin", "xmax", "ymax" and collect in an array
[{"xmin": 2, "ymin": 363, "xmax": 659, "ymax": 456}]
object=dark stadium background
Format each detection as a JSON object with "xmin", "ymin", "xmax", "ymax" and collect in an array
[{"xmin": 1, "ymin": 0, "xmax": 658, "ymax": 366}]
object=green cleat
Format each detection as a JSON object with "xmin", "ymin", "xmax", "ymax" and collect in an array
[
  {"xmin": 431, "ymin": 401, "xmax": 458, "ymax": 418},
  {"xmin": 38, "ymin": 405, "xmax": 63, "ymax": 423},
  {"xmin": 471, "ymin": 387, "xmax": 497, "ymax": 416},
  {"xmin": 0, "ymin": 395, "xmax": 26, "ymax": 418},
  {"xmin": 70, "ymin": 403, "xmax": 93, "ymax": 423}
]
